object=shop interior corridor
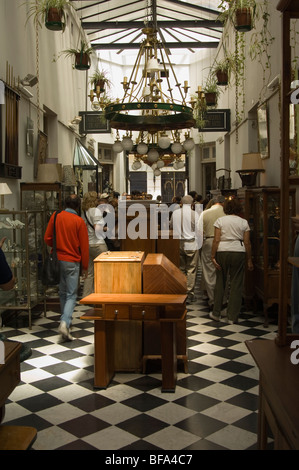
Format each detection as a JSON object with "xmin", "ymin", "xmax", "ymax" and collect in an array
[{"xmin": 1, "ymin": 272, "xmax": 277, "ymax": 451}]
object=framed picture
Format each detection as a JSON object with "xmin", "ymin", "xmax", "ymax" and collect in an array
[{"xmin": 257, "ymin": 102, "xmax": 270, "ymax": 159}]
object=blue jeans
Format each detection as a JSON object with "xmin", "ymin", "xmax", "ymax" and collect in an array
[
  {"xmin": 59, "ymin": 260, "xmax": 80, "ymax": 328},
  {"xmin": 291, "ymin": 235, "xmax": 299, "ymax": 333}
]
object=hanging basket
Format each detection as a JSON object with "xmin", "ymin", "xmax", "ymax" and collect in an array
[
  {"xmin": 94, "ymin": 80, "xmax": 105, "ymax": 93},
  {"xmin": 45, "ymin": 7, "xmax": 65, "ymax": 31},
  {"xmin": 205, "ymin": 92, "xmax": 217, "ymax": 107},
  {"xmin": 235, "ymin": 8, "xmax": 253, "ymax": 32},
  {"xmin": 75, "ymin": 52, "xmax": 91, "ymax": 70},
  {"xmin": 216, "ymin": 69, "xmax": 228, "ymax": 86}
]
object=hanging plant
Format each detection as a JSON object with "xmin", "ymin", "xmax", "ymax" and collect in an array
[
  {"xmin": 62, "ymin": 40, "xmax": 94, "ymax": 70},
  {"xmin": 212, "ymin": 53, "xmax": 237, "ymax": 86},
  {"xmin": 218, "ymin": 0, "xmax": 257, "ymax": 33},
  {"xmin": 249, "ymin": 1, "xmax": 275, "ymax": 100},
  {"xmin": 89, "ymin": 69, "xmax": 112, "ymax": 93},
  {"xmin": 203, "ymin": 76, "xmax": 220, "ymax": 107},
  {"xmin": 25, "ymin": 0, "xmax": 74, "ymax": 32}
]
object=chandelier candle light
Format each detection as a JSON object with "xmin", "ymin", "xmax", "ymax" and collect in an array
[{"xmin": 104, "ymin": 27, "xmax": 196, "ymax": 174}]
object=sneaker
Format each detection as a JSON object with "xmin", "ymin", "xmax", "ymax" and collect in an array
[
  {"xmin": 59, "ymin": 321, "xmax": 74, "ymax": 341},
  {"xmin": 209, "ymin": 312, "xmax": 220, "ymax": 321}
]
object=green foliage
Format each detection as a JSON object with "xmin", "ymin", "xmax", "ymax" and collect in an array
[
  {"xmin": 89, "ymin": 69, "xmax": 112, "ymax": 89},
  {"xmin": 24, "ymin": 0, "xmax": 74, "ymax": 30},
  {"xmin": 62, "ymin": 40, "xmax": 94, "ymax": 58}
]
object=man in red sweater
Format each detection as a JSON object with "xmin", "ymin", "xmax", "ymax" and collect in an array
[{"xmin": 44, "ymin": 194, "xmax": 89, "ymax": 341}]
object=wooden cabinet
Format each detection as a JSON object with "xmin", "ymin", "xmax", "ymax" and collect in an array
[
  {"xmin": 238, "ymin": 187, "xmax": 296, "ymax": 325},
  {"xmin": 93, "ymin": 251, "xmax": 144, "ymax": 371}
]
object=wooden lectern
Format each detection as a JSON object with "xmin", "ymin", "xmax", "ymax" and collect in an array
[
  {"xmin": 93, "ymin": 251, "xmax": 144, "ymax": 371},
  {"xmin": 81, "ymin": 251, "xmax": 188, "ymax": 391}
]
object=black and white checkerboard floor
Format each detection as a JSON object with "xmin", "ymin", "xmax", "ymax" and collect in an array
[{"xmin": 1, "ymin": 281, "xmax": 277, "ymax": 451}]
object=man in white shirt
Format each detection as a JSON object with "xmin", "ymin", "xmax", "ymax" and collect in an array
[
  {"xmin": 170, "ymin": 195, "xmax": 202, "ymax": 302},
  {"xmin": 198, "ymin": 195, "xmax": 225, "ymax": 309}
]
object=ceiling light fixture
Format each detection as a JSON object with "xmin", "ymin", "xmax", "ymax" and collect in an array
[{"xmin": 104, "ymin": 25, "xmax": 196, "ymax": 172}]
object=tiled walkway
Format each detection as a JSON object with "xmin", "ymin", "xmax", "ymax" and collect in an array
[{"xmin": 1, "ymin": 284, "xmax": 277, "ymax": 450}]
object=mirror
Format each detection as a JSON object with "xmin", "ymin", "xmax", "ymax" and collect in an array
[{"xmin": 257, "ymin": 102, "xmax": 270, "ymax": 159}]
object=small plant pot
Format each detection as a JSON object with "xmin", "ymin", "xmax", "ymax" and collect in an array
[
  {"xmin": 45, "ymin": 7, "xmax": 65, "ymax": 31},
  {"xmin": 235, "ymin": 8, "xmax": 253, "ymax": 32},
  {"xmin": 205, "ymin": 92, "xmax": 217, "ymax": 107},
  {"xmin": 94, "ymin": 80, "xmax": 105, "ymax": 93},
  {"xmin": 216, "ymin": 69, "xmax": 228, "ymax": 86},
  {"xmin": 75, "ymin": 52, "xmax": 91, "ymax": 70}
]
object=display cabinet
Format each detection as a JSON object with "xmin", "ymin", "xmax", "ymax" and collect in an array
[
  {"xmin": 20, "ymin": 182, "xmax": 76, "ymax": 219},
  {"xmin": 0, "ymin": 210, "xmax": 46, "ymax": 329},
  {"xmin": 238, "ymin": 187, "xmax": 295, "ymax": 326}
]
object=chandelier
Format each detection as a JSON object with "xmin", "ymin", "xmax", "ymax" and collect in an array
[{"xmin": 104, "ymin": 26, "xmax": 196, "ymax": 175}]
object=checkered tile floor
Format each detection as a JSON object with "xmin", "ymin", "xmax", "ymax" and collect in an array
[{"xmin": 1, "ymin": 279, "xmax": 278, "ymax": 451}]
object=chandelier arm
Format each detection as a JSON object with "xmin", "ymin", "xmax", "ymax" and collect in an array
[{"xmin": 159, "ymin": 42, "xmax": 186, "ymax": 104}]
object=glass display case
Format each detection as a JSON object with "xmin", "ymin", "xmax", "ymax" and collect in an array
[
  {"xmin": 238, "ymin": 187, "xmax": 295, "ymax": 326},
  {"xmin": 0, "ymin": 209, "xmax": 46, "ymax": 329},
  {"xmin": 20, "ymin": 182, "xmax": 76, "ymax": 219}
]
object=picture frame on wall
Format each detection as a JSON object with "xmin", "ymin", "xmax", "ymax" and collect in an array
[{"xmin": 257, "ymin": 102, "xmax": 270, "ymax": 159}]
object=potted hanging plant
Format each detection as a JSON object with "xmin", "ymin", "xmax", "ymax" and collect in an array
[
  {"xmin": 89, "ymin": 69, "xmax": 111, "ymax": 93},
  {"xmin": 62, "ymin": 40, "xmax": 94, "ymax": 70},
  {"xmin": 212, "ymin": 53, "xmax": 236, "ymax": 86},
  {"xmin": 203, "ymin": 77, "xmax": 220, "ymax": 107},
  {"xmin": 25, "ymin": 0, "xmax": 74, "ymax": 31},
  {"xmin": 218, "ymin": 0, "xmax": 257, "ymax": 32}
]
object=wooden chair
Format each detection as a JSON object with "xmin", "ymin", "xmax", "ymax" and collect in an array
[{"xmin": 0, "ymin": 425, "xmax": 37, "ymax": 450}]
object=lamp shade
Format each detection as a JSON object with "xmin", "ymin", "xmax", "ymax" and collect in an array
[
  {"xmin": 147, "ymin": 57, "xmax": 161, "ymax": 72},
  {"xmin": 112, "ymin": 140, "xmax": 123, "ymax": 153},
  {"xmin": 137, "ymin": 142, "xmax": 148, "ymax": 154},
  {"xmin": 122, "ymin": 136, "xmax": 134, "ymax": 151},
  {"xmin": 0, "ymin": 183, "xmax": 12, "ymax": 195},
  {"xmin": 242, "ymin": 153, "xmax": 264, "ymax": 170}
]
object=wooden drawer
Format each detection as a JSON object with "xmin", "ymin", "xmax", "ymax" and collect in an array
[
  {"xmin": 130, "ymin": 305, "xmax": 158, "ymax": 320},
  {"xmin": 104, "ymin": 304, "xmax": 130, "ymax": 320}
]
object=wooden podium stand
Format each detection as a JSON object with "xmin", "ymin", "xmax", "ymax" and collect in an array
[
  {"xmin": 81, "ymin": 251, "xmax": 188, "ymax": 391},
  {"xmin": 94, "ymin": 251, "xmax": 145, "ymax": 371}
]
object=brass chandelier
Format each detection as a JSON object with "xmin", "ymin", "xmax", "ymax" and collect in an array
[{"xmin": 104, "ymin": 25, "xmax": 196, "ymax": 175}]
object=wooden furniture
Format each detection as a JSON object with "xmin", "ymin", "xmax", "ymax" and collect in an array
[
  {"xmin": 142, "ymin": 253, "xmax": 187, "ymax": 372},
  {"xmin": 94, "ymin": 251, "xmax": 145, "ymax": 294},
  {"xmin": 246, "ymin": 338, "xmax": 299, "ymax": 449},
  {"xmin": 276, "ymin": 0, "xmax": 299, "ymax": 345},
  {"xmin": 238, "ymin": 187, "xmax": 295, "ymax": 326},
  {"xmin": 93, "ymin": 251, "xmax": 145, "ymax": 371},
  {"xmin": 80, "ymin": 293, "xmax": 187, "ymax": 391},
  {"xmin": 0, "ymin": 341, "xmax": 37, "ymax": 450},
  {"xmin": 156, "ymin": 230, "xmax": 180, "ymax": 267},
  {"xmin": 0, "ymin": 341, "xmax": 21, "ymax": 416},
  {"xmin": 117, "ymin": 200, "xmax": 180, "ymax": 265}
]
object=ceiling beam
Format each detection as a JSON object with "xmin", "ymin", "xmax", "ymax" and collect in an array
[
  {"xmin": 82, "ymin": 19, "xmax": 223, "ymax": 29},
  {"xmin": 82, "ymin": 20, "xmax": 223, "ymax": 30},
  {"xmin": 92, "ymin": 41, "xmax": 219, "ymax": 50}
]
